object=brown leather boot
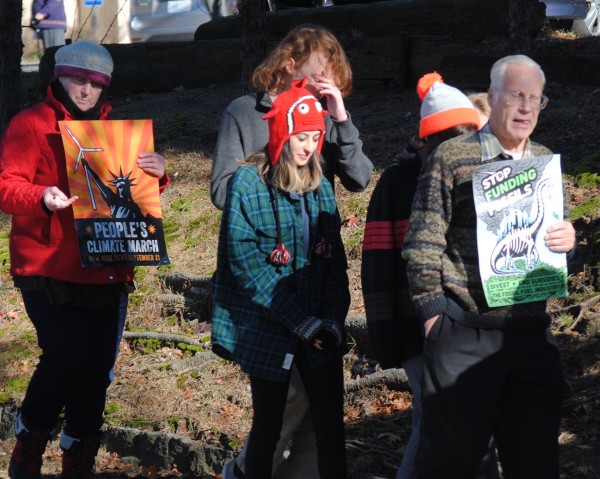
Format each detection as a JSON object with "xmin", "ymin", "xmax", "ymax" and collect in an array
[
  {"xmin": 60, "ymin": 433, "xmax": 102, "ymax": 479},
  {"xmin": 8, "ymin": 416, "xmax": 51, "ymax": 479}
]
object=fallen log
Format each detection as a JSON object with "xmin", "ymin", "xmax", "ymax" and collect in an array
[
  {"xmin": 159, "ymin": 271, "xmax": 213, "ymax": 294},
  {"xmin": 122, "ymin": 330, "xmax": 206, "ymax": 346},
  {"xmin": 344, "ymin": 367, "xmax": 409, "ymax": 393},
  {"xmin": 168, "ymin": 351, "xmax": 219, "ymax": 371}
]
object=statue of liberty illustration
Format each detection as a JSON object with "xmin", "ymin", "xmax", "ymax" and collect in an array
[
  {"xmin": 489, "ymin": 178, "xmax": 551, "ymax": 275},
  {"xmin": 66, "ymin": 126, "xmax": 145, "ymax": 219}
]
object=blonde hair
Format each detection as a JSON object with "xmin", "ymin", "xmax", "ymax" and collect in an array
[
  {"xmin": 468, "ymin": 92, "xmax": 491, "ymax": 118},
  {"xmin": 244, "ymin": 141, "xmax": 323, "ymax": 194},
  {"xmin": 252, "ymin": 24, "xmax": 353, "ymax": 97}
]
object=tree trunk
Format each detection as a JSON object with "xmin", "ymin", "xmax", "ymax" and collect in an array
[
  {"xmin": 509, "ymin": 0, "xmax": 534, "ymax": 53},
  {"xmin": 238, "ymin": 0, "xmax": 268, "ymax": 94},
  {"xmin": 0, "ymin": 0, "xmax": 24, "ymax": 135}
]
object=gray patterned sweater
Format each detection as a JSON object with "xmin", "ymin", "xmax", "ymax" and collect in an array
[{"xmin": 401, "ymin": 131, "xmax": 560, "ymax": 330}]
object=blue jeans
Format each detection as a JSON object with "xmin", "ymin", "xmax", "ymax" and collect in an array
[
  {"xmin": 109, "ymin": 292, "xmax": 129, "ymax": 382},
  {"xmin": 20, "ymin": 290, "xmax": 125, "ymax": 435},
  {"xmin": 396, "ymin": 355, "xmax": 423, "ymax": 479}
]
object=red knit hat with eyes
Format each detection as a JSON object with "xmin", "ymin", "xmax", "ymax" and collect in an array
[{"xmin": 263, "ymin": 78, "xmax": 328, "ymax": 165}]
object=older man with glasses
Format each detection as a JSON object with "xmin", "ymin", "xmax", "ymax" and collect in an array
[{"xmin": 401, "ymin": 54, "xmax": 576, "ymax": 479}]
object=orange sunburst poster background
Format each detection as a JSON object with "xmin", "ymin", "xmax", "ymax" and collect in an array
[
  {"xmin": 58, "ymin": 119, "xmax": 170, "ymax": 267},
  {"xmin": 60, "ymin": 119, "xmax": 160, "ymax": 218}
]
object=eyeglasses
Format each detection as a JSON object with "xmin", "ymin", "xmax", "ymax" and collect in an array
[{"xmin": 502, "ymin": 90, "xmax": 549, "ymax": 110}]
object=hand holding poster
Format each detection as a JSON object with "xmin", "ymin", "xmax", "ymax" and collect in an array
[
  {"xmin": 473, "ymin": 154, "xmax": 567, "ymax": 307},
  {"xmin": 59, "ymin": 119, "xmax": 170, "ymax": 267}
]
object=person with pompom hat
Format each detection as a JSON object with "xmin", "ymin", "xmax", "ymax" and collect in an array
[
  {"xmin": 402, "ymin": 55, "xmax": 576, "ymax": 478},
  {"xmin": 0, "ymin": 40, "xmax": 169, "ymax": 479},
  {"xmin": 211, "ymin": 78, "xmax": 350, "ymax": 479},
  {"xmin": 416, "ymin": 71, "xmax": 481, "ymax": 139},
  {"xmin": 362, "ymin": 71, "xmax": 489, "ymax": 479}
]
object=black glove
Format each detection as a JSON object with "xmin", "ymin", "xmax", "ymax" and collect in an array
[
  {"xmin": 312, "ymin": 320, "xmax": 343, "ymax": 351},
  {"xmin": 295, "ymin": 316, "xmax": 324, "ymax": 342},
  {"xmin": 295, "ymin": 317, "xmax": 344, "ymax": 351}
]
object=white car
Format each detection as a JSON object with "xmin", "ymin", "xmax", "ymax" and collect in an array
[
  {"xmin": 130, "ymin": 0, "xmax": 235, "ymax": 43},
  {"xmin": 544, "ymin": 0, "xmax": 600, "ymax": 36}
]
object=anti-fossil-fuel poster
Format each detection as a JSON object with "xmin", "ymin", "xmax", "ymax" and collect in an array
[{"xmin": 472, "ymin": 154, "xmax": 567, "ymax": 307}]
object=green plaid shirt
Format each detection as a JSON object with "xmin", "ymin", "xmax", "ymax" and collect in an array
[{"xmin": 211, "ymin": 165, "xmax": 350, "ymax": 382}]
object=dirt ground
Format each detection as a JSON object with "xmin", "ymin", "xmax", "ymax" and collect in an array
[{"xmin": 1, "ymin": 41, "xmax": 600, "ymax": 478}]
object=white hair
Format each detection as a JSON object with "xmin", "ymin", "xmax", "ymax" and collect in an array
[{"xmin": 489, "ymin": 55, "xmax": 546, "ymax": 102}]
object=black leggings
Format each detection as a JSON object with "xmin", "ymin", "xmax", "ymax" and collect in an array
[
  {"xmin": 20, "ymin": 290, "xmax": 124, "ymax": 435},
  {"xmin": 245, "ymin": 346, "xmax": 346, "ymax": 479}
]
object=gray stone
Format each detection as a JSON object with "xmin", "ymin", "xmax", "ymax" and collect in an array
[
  {"xmin": 103, "ymin": 426, "xmax": 232, "ymax": 474},
  {"xmin": 0, "ymin": 403, "xmax": 17, "ymax": 440}
]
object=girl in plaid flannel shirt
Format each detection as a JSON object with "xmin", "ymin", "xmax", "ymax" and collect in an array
[{"xmin": 211, "ymin": 79, "xmax": 350, "ymax": 479}]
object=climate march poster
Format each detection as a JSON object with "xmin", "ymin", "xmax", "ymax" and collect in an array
[
  {"xmin": 59, "ymin": 119, "xmax": 170, "ymax": 267},
  {"xmin": 473, "ymin": 154, "xmax": 567, "ymax": 307}
]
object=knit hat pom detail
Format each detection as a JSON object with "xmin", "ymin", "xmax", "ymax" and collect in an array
[
  {"xmin": 417, "ymin": 72, "xmax": 443, "ymax": 101},
  {"xmin": 417, "ymin": 71, "xmax": 480, "ymax": 138}
]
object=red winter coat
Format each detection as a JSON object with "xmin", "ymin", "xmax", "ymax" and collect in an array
[{"xmin": 0, "ymin": 86, "xmax": 167, "ymax": 284}]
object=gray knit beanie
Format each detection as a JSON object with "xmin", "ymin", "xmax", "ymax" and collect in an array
[{"xmin": 54, "ymin": 41, "xmax": 113, "ymax": 87}]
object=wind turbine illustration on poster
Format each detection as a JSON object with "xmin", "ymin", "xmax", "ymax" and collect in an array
[{"xmin": 64, "ymin": 125, "xmax": 104, "ymax": 210}]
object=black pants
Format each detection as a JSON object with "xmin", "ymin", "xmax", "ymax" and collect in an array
[
  {"xmin": 413, "ymin": 315, "xmax": 565, "ymax": 479},
  {"xmin": 245, "ymin": 346, "xmax": 346, "ymax": 479},
  {"xmin": 20, "ymin": 290, "xmax": 125, "ymax": 435}
]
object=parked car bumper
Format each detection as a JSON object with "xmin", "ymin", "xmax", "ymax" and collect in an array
[
  {"xmin": 130, "ymin": 7, "xmax": 212, "ymax": 42},
  {"xmin": 543, "ymin": 0, "xmax": 587, "ymax": 19}
]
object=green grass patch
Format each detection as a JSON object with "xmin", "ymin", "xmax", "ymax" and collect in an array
[
  {"xmin": 575, "ymin": 172, "xmax": 600, "ymax": 188},
  {"xmin": 171, "ymin": 197, "xmax": 190, "ymax": 212},
  {"xmin": 178, "ymin": 343, "xmax": 205, "ymax": 354},
  {"xmin": 167, "ymin": 416, "xmax": 193, "ymax": 433},
  {"xmin": 0, "ymin": 375, "xmax": 31, "ymax": 403},
  {"xmin": 0, "ymin": 331, "xmax": 38, "ymax": 360},
  {"xmin": 570, "ymin": 196, "xmax": 600, "ymax": 221},
  {"xmin": 104, "ymin": 402, "xmax": 125, "ymax": 425},
  {"xmin": 162, "ymin": 218, "xmax": 182, "ymax": 244},
  {"xmin": 564, "ymin": 152, "xmax": 600, "ymax": 176},
  {"xmin": 132, "ymin": 338, "xmax": 174, "ymax": 354}
]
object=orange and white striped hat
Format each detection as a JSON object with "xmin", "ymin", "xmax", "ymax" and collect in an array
[{"xmin": 417, "ymin": 72, "xmax": 480, "ymax": 139}]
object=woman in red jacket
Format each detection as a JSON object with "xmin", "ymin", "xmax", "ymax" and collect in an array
[{"xmin": 0, "ymin": 41, "xmax": 168, "ymax": 479}]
